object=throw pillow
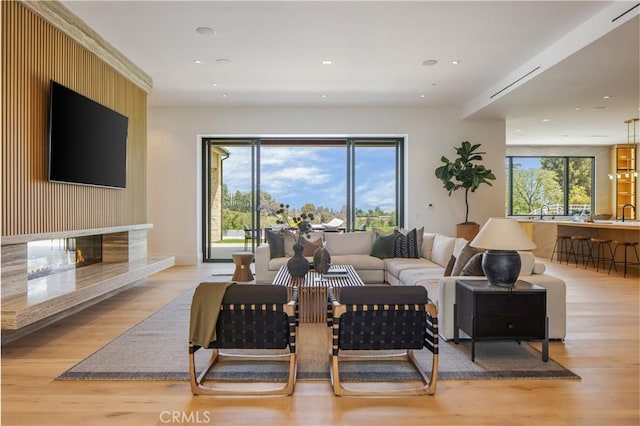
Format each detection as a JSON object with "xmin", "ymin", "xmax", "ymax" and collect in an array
[
  {"xmin": 451, "ymin": 242, "xmax": 479, "ymax": 276},
  {"xmin": 265, "ymin": 230, "xmax": 285, "ymax": 259},
  {"xmin": 416, "ymin": 226, "xmax": 424, "ymax": 258},
  {"xmin": 393, "ymin": 228, "xmax": 420, "ymax": 258},
  {"xmin": 283, "ymin": 230, "xmax": 298, "ymax": 257},
  {"xmin": 371, "ymin": 231, "xmax": 398, "ymax": 259},
  {"xmin": 301, "ymin": 237, "xmax": 323, "ymax": 256},
  {"xmin": 443, "ymin": 254, "xmax": 456, "ymax": 276},
  {"xmin": 461, "ymin": 253, "xmax": 485, "ymax": 276}
]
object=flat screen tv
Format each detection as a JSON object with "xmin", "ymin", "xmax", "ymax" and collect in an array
[{"xmin": 48, "ymin": 80, "xmax": 128, "ymax": 189}]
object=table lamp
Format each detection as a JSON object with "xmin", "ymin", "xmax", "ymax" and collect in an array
[{"xmin": 470, "ymin": 217, "xmax": 537, "ymax": 287}]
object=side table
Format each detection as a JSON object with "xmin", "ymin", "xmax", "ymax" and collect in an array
[
  {"xmin": 231, "ymin": 252, "xmax": 254, "ymax": 282},
  {"xmin": 454, "ymin": 279, "xmax": 548, "ymax": 362}
]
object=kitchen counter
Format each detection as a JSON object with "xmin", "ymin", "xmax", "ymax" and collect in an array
[{"xmin": 515, "ymin": 218, "xmax": 639, "ymax": 265}]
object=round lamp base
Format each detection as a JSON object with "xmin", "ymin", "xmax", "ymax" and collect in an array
[{"xmin": 481, "ymin": 250, "xmax": 521, "ymax": 287}]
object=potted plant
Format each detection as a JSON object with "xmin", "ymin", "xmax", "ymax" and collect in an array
[{"xmin": 434, "ymin": 141, "xmax": 496, "ymax": 240}]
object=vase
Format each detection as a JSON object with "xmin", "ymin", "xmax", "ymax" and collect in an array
[
  {"xmin": 287, "ymin": 242, "xmax": 309, "ymax": 278},
  {"xmin": 313, "ymin": 245, "xmax": 331, "ymax": 274}
]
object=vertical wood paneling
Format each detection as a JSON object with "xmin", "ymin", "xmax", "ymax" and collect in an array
[{"xmin": 1, "ymin": 1, "xmax": 147, "ymax": 236}]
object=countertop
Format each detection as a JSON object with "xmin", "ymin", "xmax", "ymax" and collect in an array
[{"xmin": 515, "ymin": 218, "xmax": 640, "ymax": 231}]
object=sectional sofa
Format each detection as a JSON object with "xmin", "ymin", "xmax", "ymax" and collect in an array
[{"xmin": 255, "ymin": 230, "xmax": 566, "ymax": 340}]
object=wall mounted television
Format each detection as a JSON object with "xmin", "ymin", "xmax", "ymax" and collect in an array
[{"xmin": 48, "ymin": 80, "xmax": 128, "ymax": 189}]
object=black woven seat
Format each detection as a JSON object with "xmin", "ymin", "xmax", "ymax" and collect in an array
[
  {"xmin": 327, "ymin": 286, "xmax": 439, "ymax": 396},
  {"xmin": 189, "ymin": 283, "xmax": 298, "ymax": 396}
]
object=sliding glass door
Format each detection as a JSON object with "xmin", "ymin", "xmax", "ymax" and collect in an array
[{"xmin": 202, "ymin": 137, "xmax": 404, "ymax": 262}]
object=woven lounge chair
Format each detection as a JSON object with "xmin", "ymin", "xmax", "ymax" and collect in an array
[
  {"xmin": 189, "ymin": 283, "xmax": 298, "ymax": 395},
  {"xmin": 328, "ymin": 285, "xmax": 439, "ymax": 396}
]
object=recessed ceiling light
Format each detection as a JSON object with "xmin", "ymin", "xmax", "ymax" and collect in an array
[
  {"xmin": 196, "ymin": 27, "xmax": 216, "ymax": 36},
  {"xmin": 515, "ymin": 129, "xmax": 521, "ymax": 133},
  {"xmin": 575, "ymin": 107, "xmax": 581, "ymax": 110},
  {"xmin": 221, "ymin": 94, "xmax": 228, "ymax": 98},
  {"xmin": 216, "ymin": 58, "xmax": 231, "ymax": 64},
  {"xmin": 193, "ymin": 59, "xmax": 203, "ymax": 64},
  {"xmin": 420, "ymin": 94, "xmax": 425, "ymax": 98},
  {"xmin": 603, "ymin": 95, "xmax": 612, "ymax": 99},
  {"xmin": 451, "ymin": 60, "xmax": 461, "ymax": 65},
  {"xmin": 422, "ymin": 59, "xmax": 438, "ymax": 66},
  {"xmin": 542, "ymin": 118, "xmax": 551, "ymax": 122},
  {"xmin": 321, "ymin": 94, "xmax": 327, "ymax": 98},
  {"xmin": 322, "ymin": 60, "xmax": 333, "ymax": 65},
  {"xmin": 211, "ymin": 83, "xmax": 218, "ymax": 87}
]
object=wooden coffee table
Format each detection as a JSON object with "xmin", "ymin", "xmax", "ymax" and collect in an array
[{"xmin": 272, "ymin": 264, "xmax": 364, "ymax": 323}]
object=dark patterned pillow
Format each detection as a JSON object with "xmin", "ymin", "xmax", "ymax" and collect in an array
[
  {"xmin": 265, "ymin": 230, "xmax": 285, "ymax": 259},
  {"xmin": 461, "ymin": 253, "xmax": 485, "ymax": 276},
  {"xmin": 393, "ymin": 228, "xmax": 419, "ymax": 258}
]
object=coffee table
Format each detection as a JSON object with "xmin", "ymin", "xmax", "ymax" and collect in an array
[{"xmin": 272, "ymin": 264, "xmax": 364, "ymax": 323}]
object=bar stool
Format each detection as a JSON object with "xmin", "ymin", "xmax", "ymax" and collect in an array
[
  {"xmin": 608, "ymin": 241, "xmax": 640, "ymax": 278},
  {"xmin": 567, "ymin": 235, "xmax": 590, "ymax": 267},
  {"xmin": 585, "ymin": 238, "xmax": 613, "ymax": 272},
  {"xmin": 551, "ymin": 235, "xmax": 572, "ymax": 263}
]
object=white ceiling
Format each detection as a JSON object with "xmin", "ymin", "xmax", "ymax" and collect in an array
[{"xmin": 61, "ymin": 1, "xmax": 640, "ymax": 146}]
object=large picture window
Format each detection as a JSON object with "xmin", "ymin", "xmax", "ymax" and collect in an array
[
  {"xmin": 506, "ymin": 156, "xmax": 594, "ymax": 217},
  {"xmin": 202, "ymin": 137, "xmax": 404, "ymax": 261}
]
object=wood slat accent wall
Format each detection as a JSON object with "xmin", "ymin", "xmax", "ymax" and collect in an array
[{"xmin": 2, "ymin": 1, "xmax": 147, "ymax": 236}]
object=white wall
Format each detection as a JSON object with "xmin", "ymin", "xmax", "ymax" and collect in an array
[{"xmin": 148, "ymin": 106, "xmax": 505, "ymax": 264}]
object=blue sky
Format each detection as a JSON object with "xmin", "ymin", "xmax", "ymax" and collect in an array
[{"xmin": 222, "ymin": 146, "xmax": 395, "ymax": 212}]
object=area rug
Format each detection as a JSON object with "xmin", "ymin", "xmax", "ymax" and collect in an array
[{"xmin": 57, "ymin": 286, "xmax": 580, "ymax": 381}]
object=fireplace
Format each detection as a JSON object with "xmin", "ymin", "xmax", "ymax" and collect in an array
[{"xmin": 27, "ymin": 235, "xmax": 103, "ymax": 280}]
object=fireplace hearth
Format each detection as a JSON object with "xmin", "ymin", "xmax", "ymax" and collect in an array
[{"xmin": 27, "ymin": 235, "xmax": 102, "ymax": 280}]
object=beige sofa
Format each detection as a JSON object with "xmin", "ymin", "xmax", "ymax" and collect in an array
[{"xmin": 254, "ymin": 230, "xmax": 566, "ymax": 340}]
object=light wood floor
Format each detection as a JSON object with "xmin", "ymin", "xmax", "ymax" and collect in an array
[{"xmin": 2, "ymin": 260, "xmax": 638, "ymax": 426}]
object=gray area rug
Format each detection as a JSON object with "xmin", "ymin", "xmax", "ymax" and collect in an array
[{"xmin": 57, "ymin": 286, "xmax": 580, "ymax": 381}]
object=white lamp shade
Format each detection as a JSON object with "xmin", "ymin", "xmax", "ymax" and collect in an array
[{"xmin": 470, "ymin": 217, "xmax": 537, "ymax": 251}]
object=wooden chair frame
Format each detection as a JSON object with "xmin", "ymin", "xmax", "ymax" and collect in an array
[
  {"xmin": 328, "ymin": 287, "xmax": 439, "ymax": 396},
  {"xmin": 189, "ymin": 289, "xmax": 298, "ymax": 396}
]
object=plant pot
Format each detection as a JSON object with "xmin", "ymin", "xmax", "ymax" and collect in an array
[
  {"xmin": 287, "ymin": 242, "xmax": 309, "ymax": 278},
  {"xmin": 456, "ymin": 222, "xmax": 480, "ymax": 241}
]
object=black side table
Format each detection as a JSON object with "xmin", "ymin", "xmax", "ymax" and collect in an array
[{"xmin": 454, "ymin": 279, "xmax": 548, "ymax": 362}]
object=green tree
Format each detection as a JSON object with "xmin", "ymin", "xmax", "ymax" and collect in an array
[{"xmin": 512, "ymin": 168, "xmax": 562, "ymax": 214}]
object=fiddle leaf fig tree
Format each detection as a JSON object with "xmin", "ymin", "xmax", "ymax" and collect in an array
[{"xmin": 434, "ymin": 141, "xmax": 496, "ymax": 224}]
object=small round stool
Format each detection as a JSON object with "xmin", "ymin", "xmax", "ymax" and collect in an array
[
  {"xmin": 567, "ymin": 235, "xmax": 590, "ymax": 267},
  {"xmin": 551, "ymin": 235, "xmax": 571, "ymax": 263},
  {"xmin": 608, "ymin": 241, "xmax": 640, "ymax": 278},
  {"xmin": 585, "ymin": 238, "xmax": 613, "ymax": 272},
  {"xmin": 232, "ymin": 251, "xmax": 254, "ymax": 282}
]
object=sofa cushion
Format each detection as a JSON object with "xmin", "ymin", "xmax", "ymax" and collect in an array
[
  {"xmin": 384, "ymin": 258, "xmax": 439, "ymax": 277},
  {"xmin": 330, "ymin": 254, "xmax": 384, "ymax": 270},
  {"xmin": 325, "ymin": 231, "xmax": 373, "ymax": 255},
  {"xmin": 519, "ymin": 251, "xmax": 536, "ymax": 275},
  {"xmin": 421, "ymin": 233, "xmax": 436, "ymax": 259},
  {"xmin": 371, "ymin": 230, "xmax": 398, "ymax": 259},
  {"xmin": 265, "ymin": 230, "xmax": 285, "ymax": 259},
  {"xmin": 393, "ymin": 228, "xmax": 420, "ymax": 258},
  {"xmin": 399, "ymin": 267, "xmax": 445, "ymax": 288},
  {"xmin": 431, "ymin": 234, "xmax": 457, "ymax": 267},
  {"xmin": 533, "ymin": 263, "xmax": 546, "ymax": 274},
  {"xmin": 451, "ymin": 242, "xmax": 479, "ymax": 276},
  {"xmin": 461, "ymin": 253, "xmax": 485, "ymax": 276}
]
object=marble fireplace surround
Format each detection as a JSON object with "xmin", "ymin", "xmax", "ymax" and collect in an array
[{"xmin": 1, "ymin": 224, "xmax": 174, "ymax": 341}]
